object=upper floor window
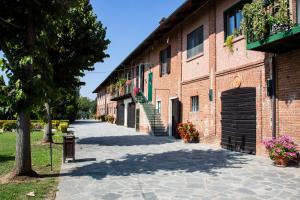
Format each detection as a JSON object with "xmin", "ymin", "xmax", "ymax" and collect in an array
[
  {"xmin": 187, "ymin": 26, "xmax": 204, "ymax": 59},
  {"xmin": 191, "ymin": 96, "xmax": 199, "ymax": 112},
  {"xmin": 159, "ymin": 46, "xmax": 171, "ymax": 76},
  {"xmin": 224, "ymin": 0, "xmax": 251, "ymax": 38}
]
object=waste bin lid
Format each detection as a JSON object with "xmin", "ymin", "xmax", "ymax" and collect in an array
[{"xmin": 63, "ymin": 133, "xmax": 75, "ymax": 138}]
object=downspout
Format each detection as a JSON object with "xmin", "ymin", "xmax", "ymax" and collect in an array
[{"xmin": 270, "ymin": 53, "xmax": 276, "ymax": 138}]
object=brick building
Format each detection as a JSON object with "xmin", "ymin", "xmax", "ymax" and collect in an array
[{"xmin": 93, "ymin": 0, "xmax": 300, "ymax": 156}]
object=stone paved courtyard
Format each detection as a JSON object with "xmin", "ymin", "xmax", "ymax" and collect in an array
[{"xmin": 56, "ymin": 120, "xmax": 300, "ymax": 200}]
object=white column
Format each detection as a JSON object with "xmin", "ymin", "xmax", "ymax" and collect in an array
[
  {"xmin": 124, "ymin": 103, "xmax": 128, "ymax": 127},
  {"xmin": 123, "ymin": 98, "xmax": 132, "ymax": 127}
]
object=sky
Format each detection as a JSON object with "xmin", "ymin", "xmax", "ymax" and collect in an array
[{"xmin": 0, "ymin": 0, "xmax": 186, "ymax": 99}]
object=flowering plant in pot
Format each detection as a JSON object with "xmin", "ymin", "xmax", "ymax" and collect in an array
[
  {"xmin": 177, "ymin": 122, "xmax": 199, "ymax": 143},
  {"xmin": 133, "ymin": 87, "xmax": 140, "ymax": 96},
  {"xmin": 263, "ymin": 135, "xmax": 298, "ymax": 167},
  {"xmin": 125, "ymin": 80, "xmax": 132, "ymax": 86}
]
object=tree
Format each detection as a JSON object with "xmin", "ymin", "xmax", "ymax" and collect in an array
[
  {"xmin": 0, "ymin": 0, "xmax": 73, "ymax": 176},
  {"xmin": 77, "ymin": 97, "xmax": 96, "ymax": 119},
  {"xmin": 40, "ymin": 0, "xmax": 109, "ymax": 142}
]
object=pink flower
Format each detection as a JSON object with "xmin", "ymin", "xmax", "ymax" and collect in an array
[{"xmin": 133, "ymin": 87, "xmax": 140, "ymax": 96}]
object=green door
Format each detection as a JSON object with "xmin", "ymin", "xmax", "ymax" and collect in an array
[{"xmin": 148, "ymin": 72, "xmax": 153, "ymax": 102}]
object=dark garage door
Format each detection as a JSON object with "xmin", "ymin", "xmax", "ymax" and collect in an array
[
  {"xmin": 127, "ymin": 102, "xmax": 136, "ymax": 128},
  {"xmin": 116, "ymin": 104, "xmax": 125, "ymax": 126},
  {"xmin": 221, "ymin": 87, "xmax": 256, "ymax": 154}
]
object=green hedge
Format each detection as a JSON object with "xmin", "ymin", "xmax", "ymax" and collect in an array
[
  {"xmin": 58, "ymin": 122, "xmax": 68, "ymax": 133},
  {"xmin": 0, "ymin": 120, "xmax": 70, "ymax": 131}
]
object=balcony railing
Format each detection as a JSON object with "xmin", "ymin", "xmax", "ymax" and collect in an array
[
  {"xmin": 244, "ymin": 0, "xmax": 300, "ymax": 52},
  {"xmin": 110, "ymin": 81, "xmax": 134, "ymax": 100}
]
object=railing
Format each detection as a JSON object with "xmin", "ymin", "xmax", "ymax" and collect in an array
[
  {"xmin": 243, "ymin": 0, "xmax": 295, "ymax": 44},
  {"xmin": 110, "ymin": 81, "xmax": 134, "ymax": 99}
]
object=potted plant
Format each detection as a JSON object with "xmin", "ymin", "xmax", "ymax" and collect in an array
[
  {"xmin": 177, "ymin": 121, "xmax": 199, "ymax": 143},
  {"xmin": 126, "ymin": 79, "xmax": 132, "ymax": 86},
  {"xmin": 116, "ymin": 78, "xmax": 126, "ymax": 95},
  {"xmin": 263, "ymin": 135, "xmax": 298, "ymax": 167},
  {"xmin": 133, "ymin": 87, "xmax": 140, "ymax": 96}
]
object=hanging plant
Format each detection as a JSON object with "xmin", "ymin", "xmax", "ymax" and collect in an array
[
  {"xmin": 242, "ymin": 0, "xmax": 269, "ymax": 43},
  {"xmin": 225, "ymin": 35, "xmax": 234, "ymax": 53},
  {"xmin": 116, "ymin": 78, "xmax": 126, "ymax": 89},
  {"xmin": 125, "ymin": 80, "xmax": 132, "ymax": 86},
  {"xmin": 242, "ymin": 0, "xmax": 293, "ymax": 43}
]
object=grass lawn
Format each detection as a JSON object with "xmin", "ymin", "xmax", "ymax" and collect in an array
[{"xmin": 0, "ymin": 131, "xmax": 63, "ymax": 200}]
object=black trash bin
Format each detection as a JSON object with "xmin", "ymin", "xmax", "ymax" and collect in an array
[{"xmin": 63, "ymin": 134, "xmax": 75, "ymax": 163}]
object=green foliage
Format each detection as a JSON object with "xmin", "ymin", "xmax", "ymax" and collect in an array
[
  {"xmin": 116, "ymin": 78, "xmax": 126, "ymax": 90},
  {"xmin": 105, "ymin": 115, "xmax": 115, "ymax": 123},
  {"xmin": 242, "ymin": 0, "xmax": 292, "ymax": 43},
  {"xmin": 52, "ymin": 89, "xmax": 79, "ymax": 122},
  {"xmin": 100, "ymin": 114, "xmax": 106, "ymax": 122},
  {"xmin": 0, "ymin": 0, "xmax": 73, "ymax": 114},
  {"xmin": 31, "ymin": 122, "xmax": 45, "ymax": 131},
  {"xmin": 225, "ymin": 35, "xmax": 234, "ymax": 53},
  {"xmin": 2, "ymin": 121, "xmax": 17, "ymax": 131},
  {"xmin": 77, "ymin": 96, "xmax": 96, "ymax": 119},
  {"xmin": 58, "ymin": 122, "xmax": 68, "ymax": 133}
]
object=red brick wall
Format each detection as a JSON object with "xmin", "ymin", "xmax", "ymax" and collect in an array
[
  {"xmin": 215, "ymin": 62, "xmax": 266, "ymax": 155},
  {"xmin": 142, "ymin": 28, "xmax": 182, "ymax": 129},
  {"xmin": 276, "ymin": 49, "xmax": 300, "ymax": 145},
  {"xmin": 181, "ymin": 77, "xmax": 210, "ymax": 139}
]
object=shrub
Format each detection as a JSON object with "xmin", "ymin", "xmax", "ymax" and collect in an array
[
  {"xmin": 105, "ymin": 115, "xmax": 115, "ymax": 123},
  {"xmin": 58, "ymin": 122, "xmax": 68, "ymax": 133},
  {"xmin": 31, "ymin": 122, "xmax": 45, "ymax": 131},
  {"xmin": 263, "ymin": 135, "xmax": 298, "ymax": 162},
  {"xmin": 0, "ymin": 120, "xmax": 16, "ymax": 129},
  {"xmin": 100, "ymin": 115, "xmax": 106, "ymax": 122},
  {"xmin": 3, "ymin": 121, "xmax": 17, "ymax": 132},
  {"xmin": 177, "ymin": 122, "xmax": 199, "ymax": 143},
  {"xmin": 59, "ymin": 120, "xmax": 69, "ymax": 125}
]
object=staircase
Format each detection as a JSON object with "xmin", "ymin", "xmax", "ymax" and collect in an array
[{"xmin": 133, "ymin": 92, "xmax": 168, "ymax": 136}]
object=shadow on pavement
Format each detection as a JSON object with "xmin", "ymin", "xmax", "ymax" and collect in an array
[
  {"xmin": 72, "ymin": 120, "xmax": 103, "ymax": 125},
  {"xmin": 77, "ymin": 135, "xmax": 177, "ymax": 146},
  {"xmin": 68, "ymin": 158, "xmax": 97, "ymax": 163},
  {"xmin": 44, "ymin": 149, "xmax": 250, "ymax": 180}
]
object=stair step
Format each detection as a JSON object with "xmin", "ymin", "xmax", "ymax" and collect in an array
[{"xmin": 153, "ymin": 132, "xmax": 168, "ymax": 137}]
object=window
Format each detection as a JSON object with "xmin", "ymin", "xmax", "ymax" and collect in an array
[
  {"xmin": 187, "ymin": 26, "xmax": 204, "ymax": 59},
  {"xmin": 156, "ymin": 101, "xmax": 161, "ymax": 114},
  {"xmin": 224, "ymin": 1, "xmax": 251, "ymax": 38},
  {"xmin": 191, "ymin": 96, "xmax": 199, "ymax": 112},
  {"xmin": 159, "ymin": 46, "xmax": 171, "ymax": 76}
]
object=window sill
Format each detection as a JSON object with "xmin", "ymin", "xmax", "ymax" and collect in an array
[
  {"xmin": 186, "ymin": 52, "xmax": 204, "ymax": 62},
  {"xmin": 189, "ymin": 111, "xmax": 199, "ymax": 114},
  {"xmin": 223, "ymin": 35, "xmax": 245, "ymax": 47}
]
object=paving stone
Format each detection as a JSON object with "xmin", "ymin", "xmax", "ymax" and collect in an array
[{"xmin": 56, "ymin": 120, "xmax": 300, "ymax": 200}]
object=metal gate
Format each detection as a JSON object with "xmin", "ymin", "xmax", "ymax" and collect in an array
[
  {"xmin": 116, "ymin": 104, "xmax": 125, "ymax": 126},
  {"xmin": 221, "ymin": 87, "xmax": 256, "ymax": 154},
  {"xmin": 127, "ymin": 102, "xmax": 136, "ymax": 128}
]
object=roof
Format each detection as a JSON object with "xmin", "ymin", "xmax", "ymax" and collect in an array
[{"xmin": 93, "ymin": 0, "xmax": 208, "ymax": 93}]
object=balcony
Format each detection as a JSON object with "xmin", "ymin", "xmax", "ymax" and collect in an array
[
  {"xmin": 110, "ymin": 80, "xmax": 134, "ymax": 101},
  {"xmin": 244, "ymin": 0, "xmax": 300, "ymax": 53}
]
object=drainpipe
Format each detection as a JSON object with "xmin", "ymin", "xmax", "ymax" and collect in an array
[{"xmin": 270, "ymin": 53, "xmax": 276, "ymax": 138}]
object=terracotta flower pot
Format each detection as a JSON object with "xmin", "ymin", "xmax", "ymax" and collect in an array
[
  {"xmin": 274, "ymin": 157, "xmax": 288, "ymax": 167},
  {"xmin": 183, "ymin": 138, "xmax": 189, "ymax": 143},
  {"xmin": 126, "ymin": 80, "xmax": 132, "ymax": 86}
]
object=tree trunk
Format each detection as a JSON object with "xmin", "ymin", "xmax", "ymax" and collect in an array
[
  {"xmin": 12, "ymin": 8, "xmax": 37, "ymax": 177},
  {"xmin": 14, "ymin": 111, "xmax": 36, "ymax": 176},
  {"xmin": 43, "ymin": 102, "xmax": 53, "ymax": 143}
]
